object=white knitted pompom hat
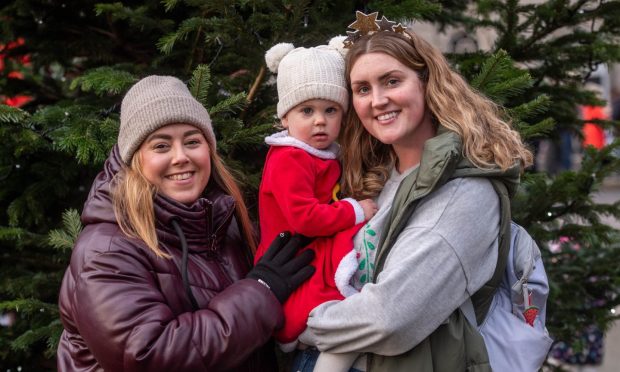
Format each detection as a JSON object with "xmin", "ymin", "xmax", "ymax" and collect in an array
[
  {"xmin": 118, "ymin": 75, "xmax": 215, "ymax": 164},
  {"xmin": 265, "ymin": 37, "xmax": 348, "ymax": 119}
]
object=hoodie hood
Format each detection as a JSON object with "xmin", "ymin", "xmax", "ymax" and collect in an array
[
  {"xmin": 376, "ymin": 125, "xmax": 521, "ymax": 272},
  {"xmin": 80, "ymin": 145, "xmax": 124, "ymax": 226},
  {"xmin": 391, "ymin": 126, "xmax": 520, "ymax": 209}
]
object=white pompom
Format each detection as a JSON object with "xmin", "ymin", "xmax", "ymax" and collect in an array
[
  {"xmin": 328, "ymin": 36, "xmax": 348, "ymax": 58},
  {"xmin": 265, "ymin": 43, "xmax": 295, "ymax": 73}
]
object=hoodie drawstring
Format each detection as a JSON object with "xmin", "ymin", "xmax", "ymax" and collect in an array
[{"xmin": 171, "ymin": 218, "xmax": 200, "ymax": 311}]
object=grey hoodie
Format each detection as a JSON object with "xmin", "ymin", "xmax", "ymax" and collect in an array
[{"xmin": 300, "ymin": 129, "xmax": 520, "ymax": 368}]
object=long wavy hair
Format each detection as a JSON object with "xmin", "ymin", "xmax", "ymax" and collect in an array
[
  {"xmin": 112, "ymin": 139, "xmax": 257, "ymax": 258},
  {"xmin": 340, "ymin": 30, "xmax": 533, "ymax": 199}
]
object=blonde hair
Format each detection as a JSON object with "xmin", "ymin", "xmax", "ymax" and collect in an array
[
  {"xmin": 112, "ymin": 140, "xmax": 257, "ymax": 258},
  {"xmin": 340, "ymin": 30, "xmax": 533, "ymax": 199}
]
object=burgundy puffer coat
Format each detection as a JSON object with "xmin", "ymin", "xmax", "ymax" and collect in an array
[{"xmin": 57, "ymin": 146, "xmax": 282, "ymax": 371}]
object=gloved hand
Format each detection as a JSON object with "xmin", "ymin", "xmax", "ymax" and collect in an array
[{"xmin": 247, "ymin": 231, "xmax": 315, "ymax": 303}]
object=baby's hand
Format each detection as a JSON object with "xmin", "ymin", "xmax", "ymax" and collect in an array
[{"xmin": 359, "ymin": 199, "xmax": 378, "ymax": 221}]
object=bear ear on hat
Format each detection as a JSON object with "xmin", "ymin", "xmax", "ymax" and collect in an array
[
  {"xmin": 328, "ymin": 36, "xmax": 348, "ymax": 58},
  {"xmin": 265, "ymin": 43, "xmax": 295, "ymax": 73}
]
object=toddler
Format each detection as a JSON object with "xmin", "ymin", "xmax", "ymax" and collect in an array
[{"xmin": 255, "ymin": 38, "xmax": 377, "ymax": 371}]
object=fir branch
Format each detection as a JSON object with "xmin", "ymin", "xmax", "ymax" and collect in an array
[
  {"xmin": 0, "ymin": 227, "xmax": 47, "ymax": 250},
  {"xmin": 157, "ymin": 33, "xmax": 180, "ymax": 55},
  {"xmin": 209, "ymin": 92, "xmax": 248, "ymax": 117},
  {"xmin": 471, "ymin": 49, "xmax": 513, "ymax": 91},
  {"xmin": 162, "ymin": 0, "xmax": 180, "ymax": 12},
  {"xmin": 518, "ymin": 0, "xmax": 593, "ymax": 55},
  {"xmin": 7, "ymin": 190, "xmax": 44, "ymax": 228},
  {"xmin": 94, "ymin": 3, "xmax": 171, "ymax": 32},
  {"xmin": 516, "ymin": 117, "xmax": 556, "ymax": 139},
  {"xmin": 0, "ymin": 299, "xmax": 58, "ymax": 316},
  {"xmin": 94, "ymin": 2, "xmax": 128, "ymax": 18},
  {"xmin": 53, "ymin": 116, "xmax": 118, "ymax": 164},
  {"xmin": 189, "ymin": 64, "xmax": 212, "ymax": 106},
  {"xmin": 70, "ymin": 67, "xmax": 137, "ymax": 96},
  {"xmin": 48, "ymin": 209, "xmax": 82, "ymax": 252},
  {"xmin": 485, "ymin": 74, "xmax": 532, "ymax": 102},
  {"xmin": 157, "ymin": 17, "xmax": 210, "ymax": 55},
  {"xmin": 219, "ymin": 122, "xmax": 273, "ymax": 149},
  {"xmin": 470, "ymin": 49, "xmax": 534, "ymax": 104},
  {"xmin": 507, "ymin": 94, "xmax": 552, "ymax": 121},
  {"xmin": 1, "ymin": 271, "xmax": 65, "ymax": 299},
  {"xmin": 11, "ymin": 319, "xmax": 62, "ymax": 356},
  {"xmin": 45, "ymin": 319, "xmax": 64, "ymax": 357},
  {"xmin": 0, "ymin": 104, "xmax": 30, "ymax": 123},
  {"xmin": 0, "ymin": 226, "xmax": 25, "ymax": 241},
  {"xmin": 370, "ymin": 0, "xmax": 442, "ymax": 20}
]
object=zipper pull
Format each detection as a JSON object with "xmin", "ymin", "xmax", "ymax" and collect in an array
[
  {"xmin": 522, "ymin": 283, "xmax": 529, "ymax": 307},
  {"xmin": 209, "ymin": 233, "xmax": 218, "ymax": 252}
]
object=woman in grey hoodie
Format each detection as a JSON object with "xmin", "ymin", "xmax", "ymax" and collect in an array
[{"xmin": 294, "ymin": 11, "xmax": 533, "ymax": 372}]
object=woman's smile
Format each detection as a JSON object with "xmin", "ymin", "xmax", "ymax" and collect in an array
[
  {"xmin": 376, "ymin": 111, "xmax": 400, "ymax": 123},
  {"xmin": 166, "ymin": 171, "xmax": 195, "ymax": 181},
  {"xmin": 138, "ymin": 123, "xmax": 212, "ymax": 205}
]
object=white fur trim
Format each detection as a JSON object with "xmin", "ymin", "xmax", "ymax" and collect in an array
[
  {"xmin": 278, "ymin": 339, "xmax": 298, "ymax": 352},
  {"xmin": 334, "ymin": 250, "xmax": 359, "ymax": 298},
  {"xmin": 265, "ymin": 130, "xmax": 339, "ymax": 159},
  {"xmin": 342, "ymin": 198, "xmax": 365, "ymax": 224},
  {"xmin": 265, "ymin": 43, "xmax": 295, "ymax": 73}
]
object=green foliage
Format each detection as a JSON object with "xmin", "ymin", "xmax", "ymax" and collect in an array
[
  {"xmin": 157, "ymin": 17, "xmax": 211, "ymax": 55},
  {"xmin": 48, "ymin": 209, "xmax": 83, "ymax": 253},
  {"xmin": 70, "ymin": 67, "xmax": 138, "ymax": 96},
  {"xmin": 1, "ymin": 300, "xmax": 62, "ymax": 358},
  {"xmin": 12, "ymin": 318, "xmax": 63, "ymax": 357},
  {"xmin": 94, "ymin": 2, "xmax": 175, "ymax": 32},
  {"xmin": 508, "ymin": 94, "xmax": 555, "ymax": 138},
  {"xmin": 0, "ymin": 299, "xmax": 58, "ymax": 316},
  {"xmin": 1, "ymin": 0, "xmax": 620, "ymax": 369},
  {"xmin": 467, "ymin": 49, "xmax": 556, "ymax": 140},
  {"xmin": 0, "ymin": 104, "xmax": 30, "ymax": 123},
  {"xmin": 471, "ymin": 49, "xmax": 533, "ymax": 105},
  {"xmin": 189, "ymin": 64, "xmax": 212, "ymax": 106},
  {"xmin": 209, "ymin": 92, "xmax": 247, "ymax": 117},
  {"xmin": 53, "ymin": 113, "xmax": 120, "ymax": 165},
  {"xmin": 369, "ymin": 0, "xmax": 442, "ymax": 20}
]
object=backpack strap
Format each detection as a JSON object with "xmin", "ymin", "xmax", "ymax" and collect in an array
[{"xmin": 469, "ymin": 178, "xmax": 512, "ymax": 325}]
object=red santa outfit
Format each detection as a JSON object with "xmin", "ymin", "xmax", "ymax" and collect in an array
[{"xmin": 256, "ymin": 130, "xmax": 363, "ymax": 348}]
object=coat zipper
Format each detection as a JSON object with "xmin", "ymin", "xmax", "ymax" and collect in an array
[{"xmin": 206, "ymin": 201, "xmax": 236, "ymax": 286}]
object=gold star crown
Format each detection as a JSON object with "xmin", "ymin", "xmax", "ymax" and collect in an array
[{"xmin": 343, "ymin": 11, "xmax": 410, "ymax": 49}]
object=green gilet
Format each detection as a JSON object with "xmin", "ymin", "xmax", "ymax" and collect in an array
[{"xmin": 367, "ymin": 128, "xmax": 519, "ymax": 372}]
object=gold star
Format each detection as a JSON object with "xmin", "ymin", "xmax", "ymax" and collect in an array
[
  {"xmin": 348, "ymin": 11, "xmax": 379, "ymax": 35},
  {"xmin": 393, "ymin": 23, "xmax": 408, "ymax": 34},
  {"xmin": 377, "ymin": 16, "xmax": 396, "ymax": 32},
  {"xmin": 343, "ymin": 30, "xmax": 360, "ymax": 46}
]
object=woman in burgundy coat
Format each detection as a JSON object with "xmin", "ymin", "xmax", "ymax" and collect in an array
[{"xmin": 56, "ymin": 75, "xmax": 314, "ymax": 371}]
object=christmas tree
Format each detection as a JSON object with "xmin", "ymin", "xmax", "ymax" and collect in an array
[{"xmin": 0, "ymin": 0, "xmax": 619, "ymax": 369}]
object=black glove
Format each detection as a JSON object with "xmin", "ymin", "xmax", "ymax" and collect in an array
[{"xmin": 247, "ymin": 231, "xmax": 315, "ymax": 303}]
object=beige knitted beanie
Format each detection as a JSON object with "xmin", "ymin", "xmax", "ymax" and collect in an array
[
  {"xmin": 265, "ymin": 37, "xmax": 348, "ymax": 119},
  {"xmin": 118, "ymin": 75, "xmax": 215, "ymax": 164}
]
